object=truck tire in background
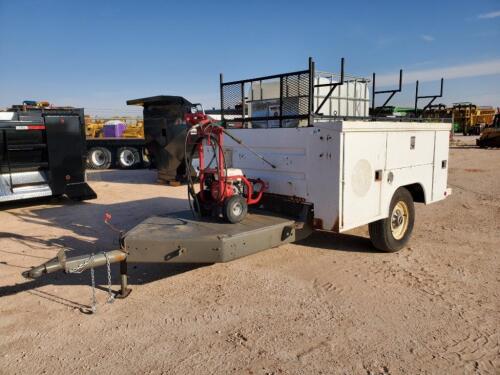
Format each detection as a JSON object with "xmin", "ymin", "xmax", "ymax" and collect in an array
[
  {"xmin": 87, "ymin": 147, "xmax": 112, "ymax": 170},
  {"xmin": 141, "ymin": 149, "xmax": 151, "ymax": 168},
  {"xmin": 369, "ymin": 187, "xmax": 415, "ymax": 252},
  {"xmin": 116, "ymin": 147, "xmax": 140, "ymax": 169}
]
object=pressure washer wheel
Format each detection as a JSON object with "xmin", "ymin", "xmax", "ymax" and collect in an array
[{"xmin": 223, "ymin": 195, "xmax": 248, "ymax": 223}]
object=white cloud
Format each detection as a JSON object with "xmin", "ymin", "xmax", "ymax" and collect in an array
[
  {"xmin": 420, "ymin": 34, "xmax": 435, "ymax": 42},
  {"xmin": 375, "ymin": 59, "xmax": 500, "ymax": 86},
  {"xmin": 478, "ymin": 10, "xmax": 500, "ymax": 19}
]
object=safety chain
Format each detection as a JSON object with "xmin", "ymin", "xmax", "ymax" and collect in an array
[
  {"xmin": 67, "ymin": 252, "xmax": 114, "ymax": 313},
  {"xmin": 103, "ymin": 252, "xmax": 115, "ymax": 304},
  {"xmin": 89, "ymin": 254, "xmax": 96, "ymax": 313}
]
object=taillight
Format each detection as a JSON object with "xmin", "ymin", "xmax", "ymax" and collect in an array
[{"xmin": 15, "ymin": 125, "xmax": 45, "ymax": 130}]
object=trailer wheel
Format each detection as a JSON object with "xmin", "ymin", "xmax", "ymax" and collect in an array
[
  {"xmin": 116, "ymin": 147, "xmax": 140, "ymax": 169},
  {"xmin": 223, "ymin": 195, "xmax": 248, "ymax": 223},
  {"xmin": 87, "ymin": 147, "xmax": 112, "ymax": 170},
  {"xmin": 369, "ymin": 187, "xmax": 415, "ymax": 252}
]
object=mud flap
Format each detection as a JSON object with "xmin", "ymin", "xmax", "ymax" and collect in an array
[{"xmin": 65, "ymin": 182, "xmax": 97, "ymax": 201}]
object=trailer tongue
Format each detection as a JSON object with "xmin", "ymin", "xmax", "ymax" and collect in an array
[{"xmin": 23, "ymin": 209, "xmax": 312, "ymax": 300}]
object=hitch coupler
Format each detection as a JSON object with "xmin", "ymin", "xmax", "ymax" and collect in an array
[
  {"xmin": 22, "ymin": 250, "xmax": 127, "ymax": 279},
  {"xmin": 22, "ymin": 249, "xmax": 131, "ymax": 299}
]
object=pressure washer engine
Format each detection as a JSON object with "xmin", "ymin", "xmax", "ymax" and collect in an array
[{"xmin": 184, "ymin": 110, "xmax": 270, "ymax": 223}]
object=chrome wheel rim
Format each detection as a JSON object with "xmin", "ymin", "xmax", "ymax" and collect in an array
[
  {"xmin": 120, "ymin": 150, "xmax": 135, "ymax": 167},
  {"xmin": 91, "ymin": 150, "xmax": 105, "ymax": 166}
]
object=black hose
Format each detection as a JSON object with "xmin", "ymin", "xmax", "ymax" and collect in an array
[
  {"xmin": 184, "ymin": 127, "xmax": 202, "ymax": 218},
  {"xmin": 184, "ymin": 123, "xmax": 228, "ymax": 219}
]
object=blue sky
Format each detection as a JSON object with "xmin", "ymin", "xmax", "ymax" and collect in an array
[{"xmin": 1, "ymin": 0, "xmax": 499, "ymax": 116}]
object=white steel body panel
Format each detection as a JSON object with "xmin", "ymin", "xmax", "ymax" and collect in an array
[{"xmin": 222, "ymin": 120, "xmax": 450, "ymax": 232}]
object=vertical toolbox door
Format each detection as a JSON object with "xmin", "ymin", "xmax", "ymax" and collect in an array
[
  {"xmin": 432, "ymin": 130, "xmax": 450, "ymax": 202},
  {"xmin": 45, "ymin": 115, "xmax": 86, "ymax": 194},
  {"xmin": 341, "ymin": 131, "xmax": 387, "ymax": 230}
]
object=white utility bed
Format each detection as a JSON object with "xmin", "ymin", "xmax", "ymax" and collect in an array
[{"xmin": 222, "ymin": 120, "xmax": 451, "ymax": 233}]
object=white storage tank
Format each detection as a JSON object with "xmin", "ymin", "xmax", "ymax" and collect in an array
[
  {"xmin": 313, "ymin": 72, "xmax": 370, "ymax": 118},
  {"xmin": 246, "ymin": 72, "xmax": 370, "ymax": 128}
]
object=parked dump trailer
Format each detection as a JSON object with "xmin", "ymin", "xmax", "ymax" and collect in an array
[
  {"xmin": 24, "ymin": 58, "xmax": 451, "ymax": 306},
  {"xmin": 85, "ymin": 117, "xmax": 148, "ymax": 170},
  {"xmin": 0, "ymin": 107, "xmax": 96, "ymax": 203},
  {"xmin": 86, "ymin": 137, "xmax": 148, "ymax": 170}
]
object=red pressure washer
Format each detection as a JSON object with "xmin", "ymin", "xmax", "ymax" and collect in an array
[{"xmin": 184, "ymin": 108, "xmax": 274, "ymax": 223}]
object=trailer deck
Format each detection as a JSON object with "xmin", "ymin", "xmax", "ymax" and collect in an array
[
  {"xmin": 123, "ymin": 210, "xmax": 309, "ymax": 263},
  {"xmin": 23, "ymin": 208, "xmax": 312, "ymax": 286}
]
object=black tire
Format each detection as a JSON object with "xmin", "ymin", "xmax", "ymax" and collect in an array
[
  {"xmin": 116, "ymin": 147, "xmax": 140, "ymax": 169},
  {"xmin": 87, "ymin": 147, "xmax": 112, "ymax": 170},
  {"xmin": 223, "ymin": 195, "xmax": 248, "ymax": 224},
  {"xmin": 141, "ymin": 150, "xmax": 151, "ymax": 168},
  {"xmin": 369, "ymin": 187, "xmax": 415, "ymax": 252}
]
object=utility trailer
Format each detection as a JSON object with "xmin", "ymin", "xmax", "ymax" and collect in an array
[
  {"xmin": 0, "ymin": 107, "xmax": 96, "ymax": 203},
  {"xmin": 24, "ymin": 58, "xmax": 451, "ymax": 304}
]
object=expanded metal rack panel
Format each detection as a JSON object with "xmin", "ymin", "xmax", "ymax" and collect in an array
[
  {"xmin": 220, "ymin": 67, "xmax": 313, "ymax": 129},
  {"xmin": 219, "ymin": 58, "xmax": 447, "ymax": 128},
  {"xmin": 220, "ymin": 58, "xmax": 368, "ymax": 128}
]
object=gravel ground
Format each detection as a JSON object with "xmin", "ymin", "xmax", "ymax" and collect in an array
[{"xmin": 0, "ymin": 135, "xmax": 498, "ymax": 375}]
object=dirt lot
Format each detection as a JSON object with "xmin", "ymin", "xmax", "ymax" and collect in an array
[{"xmin": 0, "ymin": 136, "xmax": 498, "ymax": 375}]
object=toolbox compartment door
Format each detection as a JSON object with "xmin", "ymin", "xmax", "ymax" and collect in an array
[
  {"xmin": 341, "ymin": 131, "xmax": 387, "ymax": 230},
  {"xmin": 45, "ymin": 115, "xmax": 86, "ymax": 194},
  {"xmin": 431, "ymin": 131, "xmax": 450, "ymax": 202},
  {"xmin": 0, "ymin": 126, "xmax": 47, "ymax": 173}
]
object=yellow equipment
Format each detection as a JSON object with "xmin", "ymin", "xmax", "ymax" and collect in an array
[
  {"xmin": 452, "ymin": 103, "xmax": 496, "ymax": 135},
  {"xmin": 84, "ymin": 117, "xmax": 144, "ymax": 139},
  {"xmin": 477, "ymin": 113, "xmax": 500, "ymax": 148}
]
